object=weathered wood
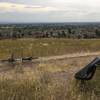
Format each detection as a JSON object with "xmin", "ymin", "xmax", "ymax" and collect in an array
[
  {"xmin": 22, "ymin": 57, "xmax": 33, "ymax": 62},
  {"xmin": 75, "ymin": 57, "xmax": 100, "ymax": 80}
]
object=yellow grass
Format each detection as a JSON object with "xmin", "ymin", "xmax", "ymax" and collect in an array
[
  {"xmin": 0, "ymin": 38, "xmax": 100, "ymax": 100},
  {"xmin": 0, "ymin": 38, "xmax": 100, "ymax": 59}
]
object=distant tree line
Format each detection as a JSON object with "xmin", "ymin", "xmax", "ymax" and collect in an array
[{"xmin": 0, "ymin": 23, "xmax": 100, "ymax": 39}]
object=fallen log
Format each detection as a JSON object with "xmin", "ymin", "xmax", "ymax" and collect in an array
[
  {"xmin": 21, "ymin": 57, "xmax": 38, "ymax": 62},
  {"xmin": 74, "ymin": 57, "xmax": 100, "ymax": 80}
]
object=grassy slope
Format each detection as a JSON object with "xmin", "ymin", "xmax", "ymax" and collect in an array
[
  {"xmin": 0, "ymin": 38, "xmax": 100, "ymax": 59},
  {"xmin": 0, "ymin": 38, "xmax": 100, "ymax": 100}
]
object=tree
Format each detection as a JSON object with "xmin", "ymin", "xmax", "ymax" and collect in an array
[
  {"xmin": 68, "ymin": 28, "xmax": 72, "ymax": 34},
  {"xmin": 61, "ymin": 31, "xmax": 66, "ymax": 38},
  {"xmin": 95, "ymin": 29, "xmax": 100, "ymax": 37}
]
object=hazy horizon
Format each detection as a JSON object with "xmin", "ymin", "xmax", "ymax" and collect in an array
[{"xmin": 0, "ymin": 0, "xmax": 100, "ymax": 23}]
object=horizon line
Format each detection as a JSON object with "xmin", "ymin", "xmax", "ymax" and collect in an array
[{"xmin": 1, "ymin": 21, "xmax": 100, "ymax": 24}]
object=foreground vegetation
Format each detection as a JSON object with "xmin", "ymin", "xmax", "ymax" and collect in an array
[
  {"xmin": 0, "ymin": 77, "xmax": 99, "ymax": 100},
  {"xmin": 0, "ymin": 56, "xmax": 100, "ymax": 100}
]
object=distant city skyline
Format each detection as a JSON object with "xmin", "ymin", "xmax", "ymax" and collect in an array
[{"xmin": 0, "ymin": 0, "xmax": 100, "ymax": 23}]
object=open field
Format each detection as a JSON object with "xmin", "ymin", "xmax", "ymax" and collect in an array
[
  {"xmin": 0, "ymin": 38, "xmax": 100, "ymax": 100},
  {"xmin": 0, "ymin": 38, "xmax": 100, "ymax": 59}
]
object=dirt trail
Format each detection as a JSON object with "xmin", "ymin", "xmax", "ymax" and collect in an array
[
  {"xmin": 37, "ymin": 51, "xmax": 100, "ymax": 62},
  {"xmin": 0, "ymin": 51, "xmax": 100, "ymax": 64}
]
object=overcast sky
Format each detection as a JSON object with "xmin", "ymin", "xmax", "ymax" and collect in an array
[{"xmin": 0, "ymin": 0, "xmax": 100, "ymax": 23}]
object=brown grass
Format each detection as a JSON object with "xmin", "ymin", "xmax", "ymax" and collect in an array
[
  {"xmin": 0, "ymin": 38, "xmax": 100, "ymax": 59},
  {"xmin": 0, "ymin": 55, "xmax": 100, "ymax": 100},
  {"xmin": 0, "ymin": 38, "xmax": 100, "ymax": 100}
]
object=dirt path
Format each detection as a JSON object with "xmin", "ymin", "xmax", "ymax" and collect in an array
[
  {"xmin": 0, "ymin": 51, "xmax": 100, "ymax": 64},
  {"xmin": 36, "ymin": 51, "xmax": 100, "ymax": 62}
]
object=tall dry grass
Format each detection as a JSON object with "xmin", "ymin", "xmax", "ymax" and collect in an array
[{"xmin": 0, "ymin": 65, "xmax": 99, "ymax": 100}]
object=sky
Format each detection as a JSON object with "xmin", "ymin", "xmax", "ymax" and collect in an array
[{"xmin": 0, "ymin": 0, "xmax": 100, "ymax": 23}]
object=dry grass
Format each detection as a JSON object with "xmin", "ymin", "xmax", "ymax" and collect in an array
[
  {"xmin": 0, "ymin": 38, "xmax": 100, "ymax": 100},
  {"xmin": 0, "ymin": 38, "xmax": 100, "ymax": 59},
  {"xmin": 0, "ymin": 55, "xmax": 100, "ymax": 100}
]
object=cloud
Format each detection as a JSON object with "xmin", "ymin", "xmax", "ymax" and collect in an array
[
  {"xmin": 0, "ymin": 0, "xmax": 100, "ymax": 22},
  {"xmin": 0, "ymin": 2, "xmax": 59, "ymax": 13}
]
